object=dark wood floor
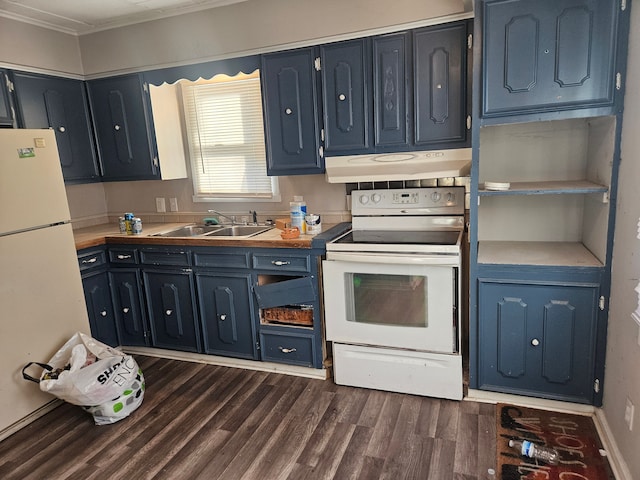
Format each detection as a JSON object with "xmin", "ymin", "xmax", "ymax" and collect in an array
[{"xmin": 0, "ymin": 356, "xmax": 497, "ymax": 480}]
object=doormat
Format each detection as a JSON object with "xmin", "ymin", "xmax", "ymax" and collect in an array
[{"xmin": 496, "ymin": 403, "xmax": 614, "ymax": 480}]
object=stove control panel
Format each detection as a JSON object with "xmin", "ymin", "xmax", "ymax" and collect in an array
[
  {"xmin": 392, "ymin": 191, "xmax": 420, "ymax": 204},
  {"xmin": 352, "ymin": 187, "xmax": 465, "ymax": 215}
]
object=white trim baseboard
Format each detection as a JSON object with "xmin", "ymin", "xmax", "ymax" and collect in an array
[
  {"xmin": 0, "ymin": 399, "xmax": 62, "ymax": 442},
  {"xmin": 122, "ymin": 346, "xmax": 330, "ymax": 380},
  {"xmin": 594, "ymin": 409, "xmax": 633, "ymax": 480},
  {"xmin": 465, "ymin": 388, "xmax": 596, "ymax": 415}
]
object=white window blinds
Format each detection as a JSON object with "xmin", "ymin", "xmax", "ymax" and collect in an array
[{"xmin": 181, "ymin": 74, "xmax": 275, "ymax": 199}]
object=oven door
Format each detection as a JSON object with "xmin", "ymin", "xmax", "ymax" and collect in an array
[{"xmin": 322, "ymin": 253, "xmax": 458, "ymax": 353}]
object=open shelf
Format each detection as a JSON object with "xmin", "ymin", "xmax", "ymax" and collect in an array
[
  {"xmin": 478, "ymin": 241, "xmax": 603, "ymax": 267},
  {"xmin": 479, "ymin": 180, "xmax": 608, "ymax": 197}
]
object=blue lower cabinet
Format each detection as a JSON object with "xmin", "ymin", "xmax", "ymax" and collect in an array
[
  {"xmin": 143, "ymin": 269, "xmax": 201, "ymax": 353},
  {"xmin": 196, "ymin": 273, "xmax": 257, "ymax": 360},
  {"xmin": 82, "ymin": 270, "xmax": 119, "ymax": 347},
  {"xmin": 260, "ymin": 331, "xmax": 315, "ymax": 367},
  {"xmin": 109, "ymin": 269, "xmax": 148, "ymax": 347},
  {"xmin": 478, "ymin": 279, "xmax": 600, "ymax": 404}
]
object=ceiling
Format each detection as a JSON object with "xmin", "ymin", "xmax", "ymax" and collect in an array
[{"xmin": 0, "ymin": 0, "xmax": 250, "ymax": 35}]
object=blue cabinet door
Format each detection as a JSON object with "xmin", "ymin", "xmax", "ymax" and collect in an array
[
  {"xmin": 481, "ymin": 0, "xmax": 619, "ymax": 117},
  {"xmin": 413, "ymin": 22, "xmax": 468, "ymax": 146},
  {"xmin": 0, "ymin": 69, "xmax": 14, "ymax": 127},
  {"xmin": 143, "ymin": 269, "xmax": 200, "ymax": 353},
  {"xmin": 82, "ymin": 270, "xmax": 119, "ymax": 347},
  {"xmin": 373, "ymin": 32, "xmax": 410, "ymax": 148},
  {"xmin": 478, "ymin": 280, "xmax": 599, "ymax": 404},
  {"xmin": 196, "ymin": 273, "xmax": 257, "ymax": 359},
  {"xmin": 12, "ymin": 72, "xmax": 100, "ymax": 183},
  {"xmin": 321, "ymin": 39, "xmax": 371, "ymax": 153},
  {"xmin": 87, "ymin": 74, "xmax": 158, "ymax": 181},
  {"xmin": 261, "ymin": 48, "xmax": 323, "ymax": 175},
  {"xmin": 109, "ymin": 269, "xmax": 149, "ymax": 347}
]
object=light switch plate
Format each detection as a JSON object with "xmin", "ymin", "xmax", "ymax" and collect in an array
[
  {"xmin": 155, "ymin": 197, "xmax": 166, "ymax": 213},
  {"xmin": 169, "ymin": 198, "xmax": 178, "ymax": 212}
]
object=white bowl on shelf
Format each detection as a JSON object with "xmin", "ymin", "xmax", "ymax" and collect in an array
[{"xmin": 484, "ymin": 181, "xmax": 511, "ymax": 191}]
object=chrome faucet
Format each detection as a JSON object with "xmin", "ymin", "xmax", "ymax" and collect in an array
[
  {"xmin": 250, "ymin": 210, "xmax": 257, "ymax": 225},
  {"xmin": 207, "ymin": 209, "xmax": 236, "ymax": 225}
]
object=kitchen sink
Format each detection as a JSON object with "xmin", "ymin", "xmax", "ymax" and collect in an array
[
  {"xmin": 153, "ymin": 225, "xmax": 224, "ymax": 237},
  {"xmin": 153, "ymin": 224, "xmax": 272, "ymax": 238},
  {"xmin": 205, "ymin": 225, "xmax": 272, "ymax": 237}
]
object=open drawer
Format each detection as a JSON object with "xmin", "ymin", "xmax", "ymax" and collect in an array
[{"xmin": 253, "ymin": 275, "xmax": 317, "ymax": 327}]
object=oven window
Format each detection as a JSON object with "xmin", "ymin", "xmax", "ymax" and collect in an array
[{"xmin": 346, "ymin": 273, "xmax": 427, "ymax": 327}]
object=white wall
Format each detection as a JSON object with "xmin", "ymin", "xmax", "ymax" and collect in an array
[
  {"xmin": 0, "ymin": 17, "xmax": 83, "ymax": 76},
  {"xmin": 79, "ymin": 0, "xmax": 467, "ymax": 76},
  {"xmin": 603, "ymin": 2, "xmax": 640, "ymax": 478}
]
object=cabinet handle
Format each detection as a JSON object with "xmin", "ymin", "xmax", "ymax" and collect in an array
[
  {"xmin": 271, "ymin": 260, "xmax": 291, "ymax": 266},
  {"xmin": 220, "ymin": 314, "xmax": 227, "ymax": 320},
  {"xmin": 165, "ymin": 309, "xmax": 173, "ymax": 316},
  {"xmin": 279, "ymin": 347, "xmax": 297, "ymax": 354},
  {"xmin": 285, "ymin": 108, "xmax": 293, "ymax": 115},
  {"xmin": 100, "ymin": 310, "xmax": 107, "ymax": 317},
  {"xmin": 123, "ymin": 307, "xmax": 130, "ymax": 313},
  {"xmin": 531, "ymin": 338, "xmax": 540, "ymax": 346},
  {"xmin": 114, "ymin": 124, "xmax": 121, "ymax": 131},
  {"xmin": 338, "ymin": 93, "xmax": 346, "ymax": 101},
  {"xmin": 82, "ymin": 257, "xmax": 98, "ymax": 264},
  {"xmin": 117, "ymin": 254, "xmax": 132, "ymax": 259},
  {"xmin": 58, "ymin": 126, "xmax": 66, "ymax": 133}
]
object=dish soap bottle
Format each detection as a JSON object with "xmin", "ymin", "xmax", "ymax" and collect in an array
[{"xmin": 290, "ymin": 196, "xmax": 307, "ymax": 234}]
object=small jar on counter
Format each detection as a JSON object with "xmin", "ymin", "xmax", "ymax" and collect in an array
[
  {"xmin": 132, "ymin": 217, "xmax": 143, "ymax": 234},
  {"xmin": 124, "ymin": 213, "xmax": 134, "ymax": 234},
  {"xmin": 305, "ymin": 214, "xmax": 321, "ymax": 234}
]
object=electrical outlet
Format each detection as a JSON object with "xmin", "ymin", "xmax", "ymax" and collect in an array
[
  {"xmin": 155, "ymin": 197, "xmax": 166, "ymax": 213},
  {"xmin": 169, "ymin": 198, "xmax": 178, "ymax": 212},
  {"xmin": 625, "ymin": 398, "xmax": 635, "ymax": 431}
]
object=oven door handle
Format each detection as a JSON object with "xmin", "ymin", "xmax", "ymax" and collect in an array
[{"xmin": 325, "ymin": 251, "xmax": 460, "ymax": 266}]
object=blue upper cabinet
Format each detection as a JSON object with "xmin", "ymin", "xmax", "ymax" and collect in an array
[
  {"xmin": 261, "ymin": 48, "xmax": 323, "ymax": 175},
  {"xmin": 373, "ymin": 32, "xmax": 410, "ymax": 149},
  {"xmin": 87, "ymin": 74, "xmax": 159, "ymax": 181},
  {"xmin": 0, "ymin": 69, "xmax": 15, "ymax": 127},
  {"xmin": 413, "ymin": 23, "xmax": 469, "ymax": 147},
  {"xmin": 12, "ymin": 72, "xmax": 100, "ymax": 183},
  {"xmin": 480, "ymin": 0, "xmax": 621, "ymax": 119},
  {"xmin": 321, "ymin": 38, "xmax": 371, "ymax": 153}
]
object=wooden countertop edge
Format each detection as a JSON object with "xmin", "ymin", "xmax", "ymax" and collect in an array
[{"xmin": 73, "ymin": 222, "xmax": 350, "ymax": 251}]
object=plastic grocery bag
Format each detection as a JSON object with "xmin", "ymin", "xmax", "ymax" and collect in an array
[{"xmin": 22, "ymin": 332, "xmax": 145, "ymax": 425}]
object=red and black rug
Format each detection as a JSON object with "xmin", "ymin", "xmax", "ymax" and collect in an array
[{"xmin": 496, "ymin": 403, "xmax": 614, "ymax": 480}]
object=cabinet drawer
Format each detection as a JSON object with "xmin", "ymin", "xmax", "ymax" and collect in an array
[
  {"xmin": 109, "ymin": 247, "xmax": 139, "ymax": 265},
  {"xmin": 140, "ymin": 247, "xmax": 191, "ymax": 266},
  {"xmin": 77, "ymin": 249, "xmax": 107, "ymax": 272},
  {"xmin": 252, "ymin": 253, "xmax": 311, "ymax": 272},
  {"xmin": 260, "ymin": 331, "xmax": 315, "ymax": 367},
  {"xmin": 254, "ymin": 276, "xmax": 317, "ymax": 309},
  {"xmin": 193, "ymin": 251, "xmax": 250, "ymax": 269}
]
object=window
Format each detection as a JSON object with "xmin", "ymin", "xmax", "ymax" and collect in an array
[{"xmin": 181, "ymin": 71, "xmax": 279, "ymax": 201}]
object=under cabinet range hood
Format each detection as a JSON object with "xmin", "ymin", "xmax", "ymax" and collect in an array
[{"xmin": 325, "ymin": 148, "xmax": 472, "ymax": 183}]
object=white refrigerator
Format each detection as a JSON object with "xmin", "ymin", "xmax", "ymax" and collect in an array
[{"xmin": 0, "ymin": 129, "xmax": 90, "ymax": 438}]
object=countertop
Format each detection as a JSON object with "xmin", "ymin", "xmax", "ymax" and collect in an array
[{"xmin": 73, "ymin": 222, "xmax": 351, "ymax": 251}]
